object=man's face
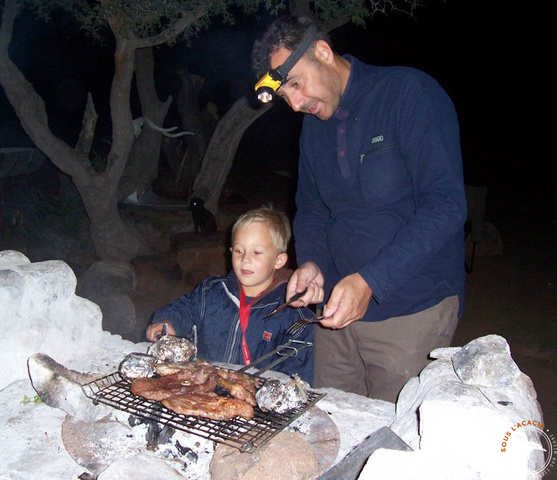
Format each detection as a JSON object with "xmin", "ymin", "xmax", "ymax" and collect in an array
[{"xmin": 270, "ymin": 42, "xmax": 343, "ymax": 120}]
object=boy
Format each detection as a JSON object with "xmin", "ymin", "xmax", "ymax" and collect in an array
[{"xmin": 146, "ymin": 206, "xmax": 314, "ymax": 384}]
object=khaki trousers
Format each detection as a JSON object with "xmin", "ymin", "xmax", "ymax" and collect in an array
[{"xmin": 313, "ymin": 295, "xmax": 460, "ymax": 403}]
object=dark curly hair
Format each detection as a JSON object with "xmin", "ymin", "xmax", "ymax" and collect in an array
[{"xmin": 251, "ymin": 16, "xmax": 331, "ymax": 80}]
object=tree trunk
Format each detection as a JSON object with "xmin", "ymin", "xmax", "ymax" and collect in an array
[
  {"xmin": 78, "ymin": 175, "xmax": 146, "ymax": 261},
  {"xmin": 193, "ymin": 97, "xmax": 270, "ymax": 212},
  {"xmin": 0, "ymin": 0, "xmax": 147, "ymax": 261},
  {"xmin": 173, "ymin": 70, "xmax": 218, "ymax": 198},
  {"xmin": 118, "ymin": 47, "xmax": 172, "ymax": 201}
]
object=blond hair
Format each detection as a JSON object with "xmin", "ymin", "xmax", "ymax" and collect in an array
[{"xmin": 232, "ymin": 206, "xmax": 291, "ymax": 253}]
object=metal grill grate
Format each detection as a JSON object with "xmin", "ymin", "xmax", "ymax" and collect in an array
[{"xmin": 82, "ymin": 372, "xmax": 325, "ymax": 453}]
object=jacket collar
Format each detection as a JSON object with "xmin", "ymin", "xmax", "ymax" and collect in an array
[
  {"xmin": 226, "ymin": 268, "xmax": 292, "ymax": 306},
  {"xmin": 333, "ymin": 55, "xmax": 370, "ymax": 121}
]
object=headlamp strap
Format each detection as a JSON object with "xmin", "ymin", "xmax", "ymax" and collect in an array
[{"xmin": 275, "ymin": 24, "xmax": 319, "ymax": 82}]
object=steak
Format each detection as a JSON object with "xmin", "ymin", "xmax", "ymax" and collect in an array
[
  {"xmin": 130, "ymin": 360, "xmax": 258, "ymax": 420},
  {"xmin": 162, "ymin": 391, "xmax": 254, "ymax": 421}
]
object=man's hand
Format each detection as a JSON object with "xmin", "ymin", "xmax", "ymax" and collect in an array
[
  {"xmin": 320, "ymin": 273, "xmax": 373, "ymax": 329},
  {"xmin": 286, "ymin": 262, "xmax": 325, "ymax": 308},
  {"xmin": 146, "ymin": 321, "xmax": 176, "ymax": 342}
]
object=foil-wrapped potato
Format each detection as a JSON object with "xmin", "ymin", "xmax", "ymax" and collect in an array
[
  {"xmin": 147, "ymin": 335, "xmax": 197, "ymax": 364},
  {"xmin": 119, "ymin": 352, "xmax": 158, "ymax": 380},
  {"xmin": 256, "ymin": 375, "xmax": 307, "ymax": 414}
]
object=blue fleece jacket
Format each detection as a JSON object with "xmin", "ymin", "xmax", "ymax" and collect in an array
[
  {"xmin": 150, "ymin": 269, "xmax": 314, "ymax": 384},
  {"xmin": 294, "ymin": 56, "xmax": 467, "ymax": 321}
]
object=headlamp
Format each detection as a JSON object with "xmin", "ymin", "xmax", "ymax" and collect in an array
[
  {"xmin": 255, "ymin": 25, "xmax": 318, "ymax": 103},
  {"xmin": 254, "ymin": 69, "xmax": 285, "ymax": 104}
]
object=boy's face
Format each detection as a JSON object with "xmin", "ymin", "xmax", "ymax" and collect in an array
[{"xmin": 231, "ymin": 221, "xmax": 287, "ymax": 297}]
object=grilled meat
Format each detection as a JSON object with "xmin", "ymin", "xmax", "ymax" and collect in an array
[
  {"xmin": 130, "ymin": 360, "xmax": 258, "ymax": 420},
  {"xmin": 162, "ymin": 391, "xmax": 254, "ymax": 421},
  {"xmin": 130, "ymin": 371, "xmax": 217, "ymax": 402},
  {"xmin": 214, "ymin": 369, "xmax": 257, "ymax": 406}
]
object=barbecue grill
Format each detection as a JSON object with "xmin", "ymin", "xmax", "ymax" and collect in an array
[{"xmin": 82, "ymin": 371, "xmax": 325, "ymax": 453}]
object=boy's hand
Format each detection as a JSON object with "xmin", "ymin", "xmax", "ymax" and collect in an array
[{"xmin": 146, "ymin": 321, "xmax": 176, "ymax": 342}]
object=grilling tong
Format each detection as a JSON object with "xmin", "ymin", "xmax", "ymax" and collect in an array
[
  {"xmin": 237, "ymin": 339, "xmax": 313, "ymax": 376},
  {"xmin": 266, "ymin": 288, "xmax": 328, "ymax": 334},
  {"xmin": 264, "ymin": 288, "xmax": 308, "ymax": 318}
]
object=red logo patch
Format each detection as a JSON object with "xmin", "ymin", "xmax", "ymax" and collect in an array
[{"xmin": 262, "ymin": 331, "xmax": 272, "ymax": 342}]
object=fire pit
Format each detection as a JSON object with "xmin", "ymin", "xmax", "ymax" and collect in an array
[{"xmin": 83, "ymin": 371, "xmax": 325, "ymax": 453}]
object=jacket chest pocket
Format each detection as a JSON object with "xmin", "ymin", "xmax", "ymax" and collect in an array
[{"xmin": 358, "ymin": 144, "xmax": 412, "ymax": 205}]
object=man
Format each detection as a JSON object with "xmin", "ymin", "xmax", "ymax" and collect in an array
[{"xmin": 251, "ymin": 16, "xmax": 467, "ymax": 402}]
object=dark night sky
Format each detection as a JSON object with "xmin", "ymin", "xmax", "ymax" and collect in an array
[{"xmin": 0, "ymin": 1, "xmax": 549, "ymax": 205}]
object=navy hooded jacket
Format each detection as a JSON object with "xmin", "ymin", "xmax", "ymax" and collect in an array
[{"xmin": 151, "ymin": 269, "xmax": 315, "ymax": 384}]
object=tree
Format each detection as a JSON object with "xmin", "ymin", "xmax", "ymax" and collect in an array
[
  {"xmin": 0, "ymin": 0, "xmax": 422, "ymax": 260},
  {"xmin": 0, "ymin": 0, "xmax": 263, "ymax": 261},
  {"xmin": 186, "ymin": 0, "xmax": 424, "ymax": 213}
]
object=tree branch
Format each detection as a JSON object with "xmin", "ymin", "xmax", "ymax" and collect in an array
[
  {"xmin": 133, "ymin": 8, "xmax": 208, "ymax": 49},
  {"xmin": 0, "ymin": 0, "xmax": 87, "ymax": 180},
  {"xmin": 75, "ymin": 93, "xmax": 98, "ymax": 172}
]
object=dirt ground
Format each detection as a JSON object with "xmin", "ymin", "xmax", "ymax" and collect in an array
[{"xmin": 1, "ymin": 163, "xmax": 556, "ymax": 476}]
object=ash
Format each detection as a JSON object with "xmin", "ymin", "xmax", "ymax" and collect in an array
[
  {"xmin": 99, "ymin": 409, "xmax": 215, "ymax": 479},
  {"xmin": 157, "ymin": 431, "xmax": 213, "ymax": 480}
]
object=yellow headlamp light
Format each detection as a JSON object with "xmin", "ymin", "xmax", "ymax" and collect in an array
[
  {"xmin": 255, "ymin": 70, "xmax": 283, "ymax": 103},
  {"xmin": 254, "ymin": 25, "xmax": 319, "ymax": 104}
]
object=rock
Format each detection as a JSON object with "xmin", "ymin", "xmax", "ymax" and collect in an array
[
  {"xmin": 0, "ymin": 268, "xmax": 25, "ymax": 312},
  {"xmin": 172, "ymin": 232, "xmax": 228, "ymax": 287},
  {"xmin": 428, "ymin": 346, "xmax": 460, "ymax": 360},
  {"xmin": 0, "ymin": 378, "xmax": 85, "ymax": 479},
  {"xmin": 210, "ymin": 431, "xmax": 319, "ymax": 480},
  {"xmin": 390, "ymin": 359, "xmax": 458, "ymax": 450},
  {"xmin": 0, "ymin": 251, "xmax": 548, "ymax": 480},
  {"xmin": 28, "ymin": 353, "xmax": 112, "ymax": 422},
  {"xmin": 360, "ymin": 448, "xmax": 477, "ymax": 480},
  {"xmin": 388, "ymin": 335, "xmax": 545, "ymax": 480},
  {"xmin": 129, "ymin": 254, "xmax": 190, "ymax": 342},
  {"xmin": 418, "ymin": 400, "xmax": 544, "ymax": 479},
  {"xmin": 97, "ymin": 454, "xmax": 185, "ymax": 480},
  {"xmin": 0, "ymin": 257, "xmax": 83, "ymax": 388},
  {"xmin": 0, "ymin": 249, "xmax": 31, "ymax": 268},
  {"xmin": 452, "ymin": 334, "xmax": 522, "ymax": 387},
  {"xmin": 77, "ymin": 261, "xmax": 138, "ymax": 337},
  {"xmin": 130, "ymin": 254, "xmax": 183, "ymax": 294},
  {"xmin": 19, "ymin": 259, "xmax": 78, "ymax": 311},
  {"xmin": 0, "ymin": 253, "xmax": 139, "ymax": 389},
  {"xmin": 62, "ymin": 416, "xmax": 138, "ymax": 475},
  {"xmin": 95, "ymin": 294, "xmax": 137, "ymax": 335},
  {"xmin": 77, "ymin": 260, "xmax": 137, "ymax": 298}
]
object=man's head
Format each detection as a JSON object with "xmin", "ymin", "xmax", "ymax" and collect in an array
[
  {"xmin": 252, "ymin": 16, "xmax": 350, "ymax": 120},
  {"xmin": 230, "ymin": 206, "xmax": 290, "ymax": 295}
]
